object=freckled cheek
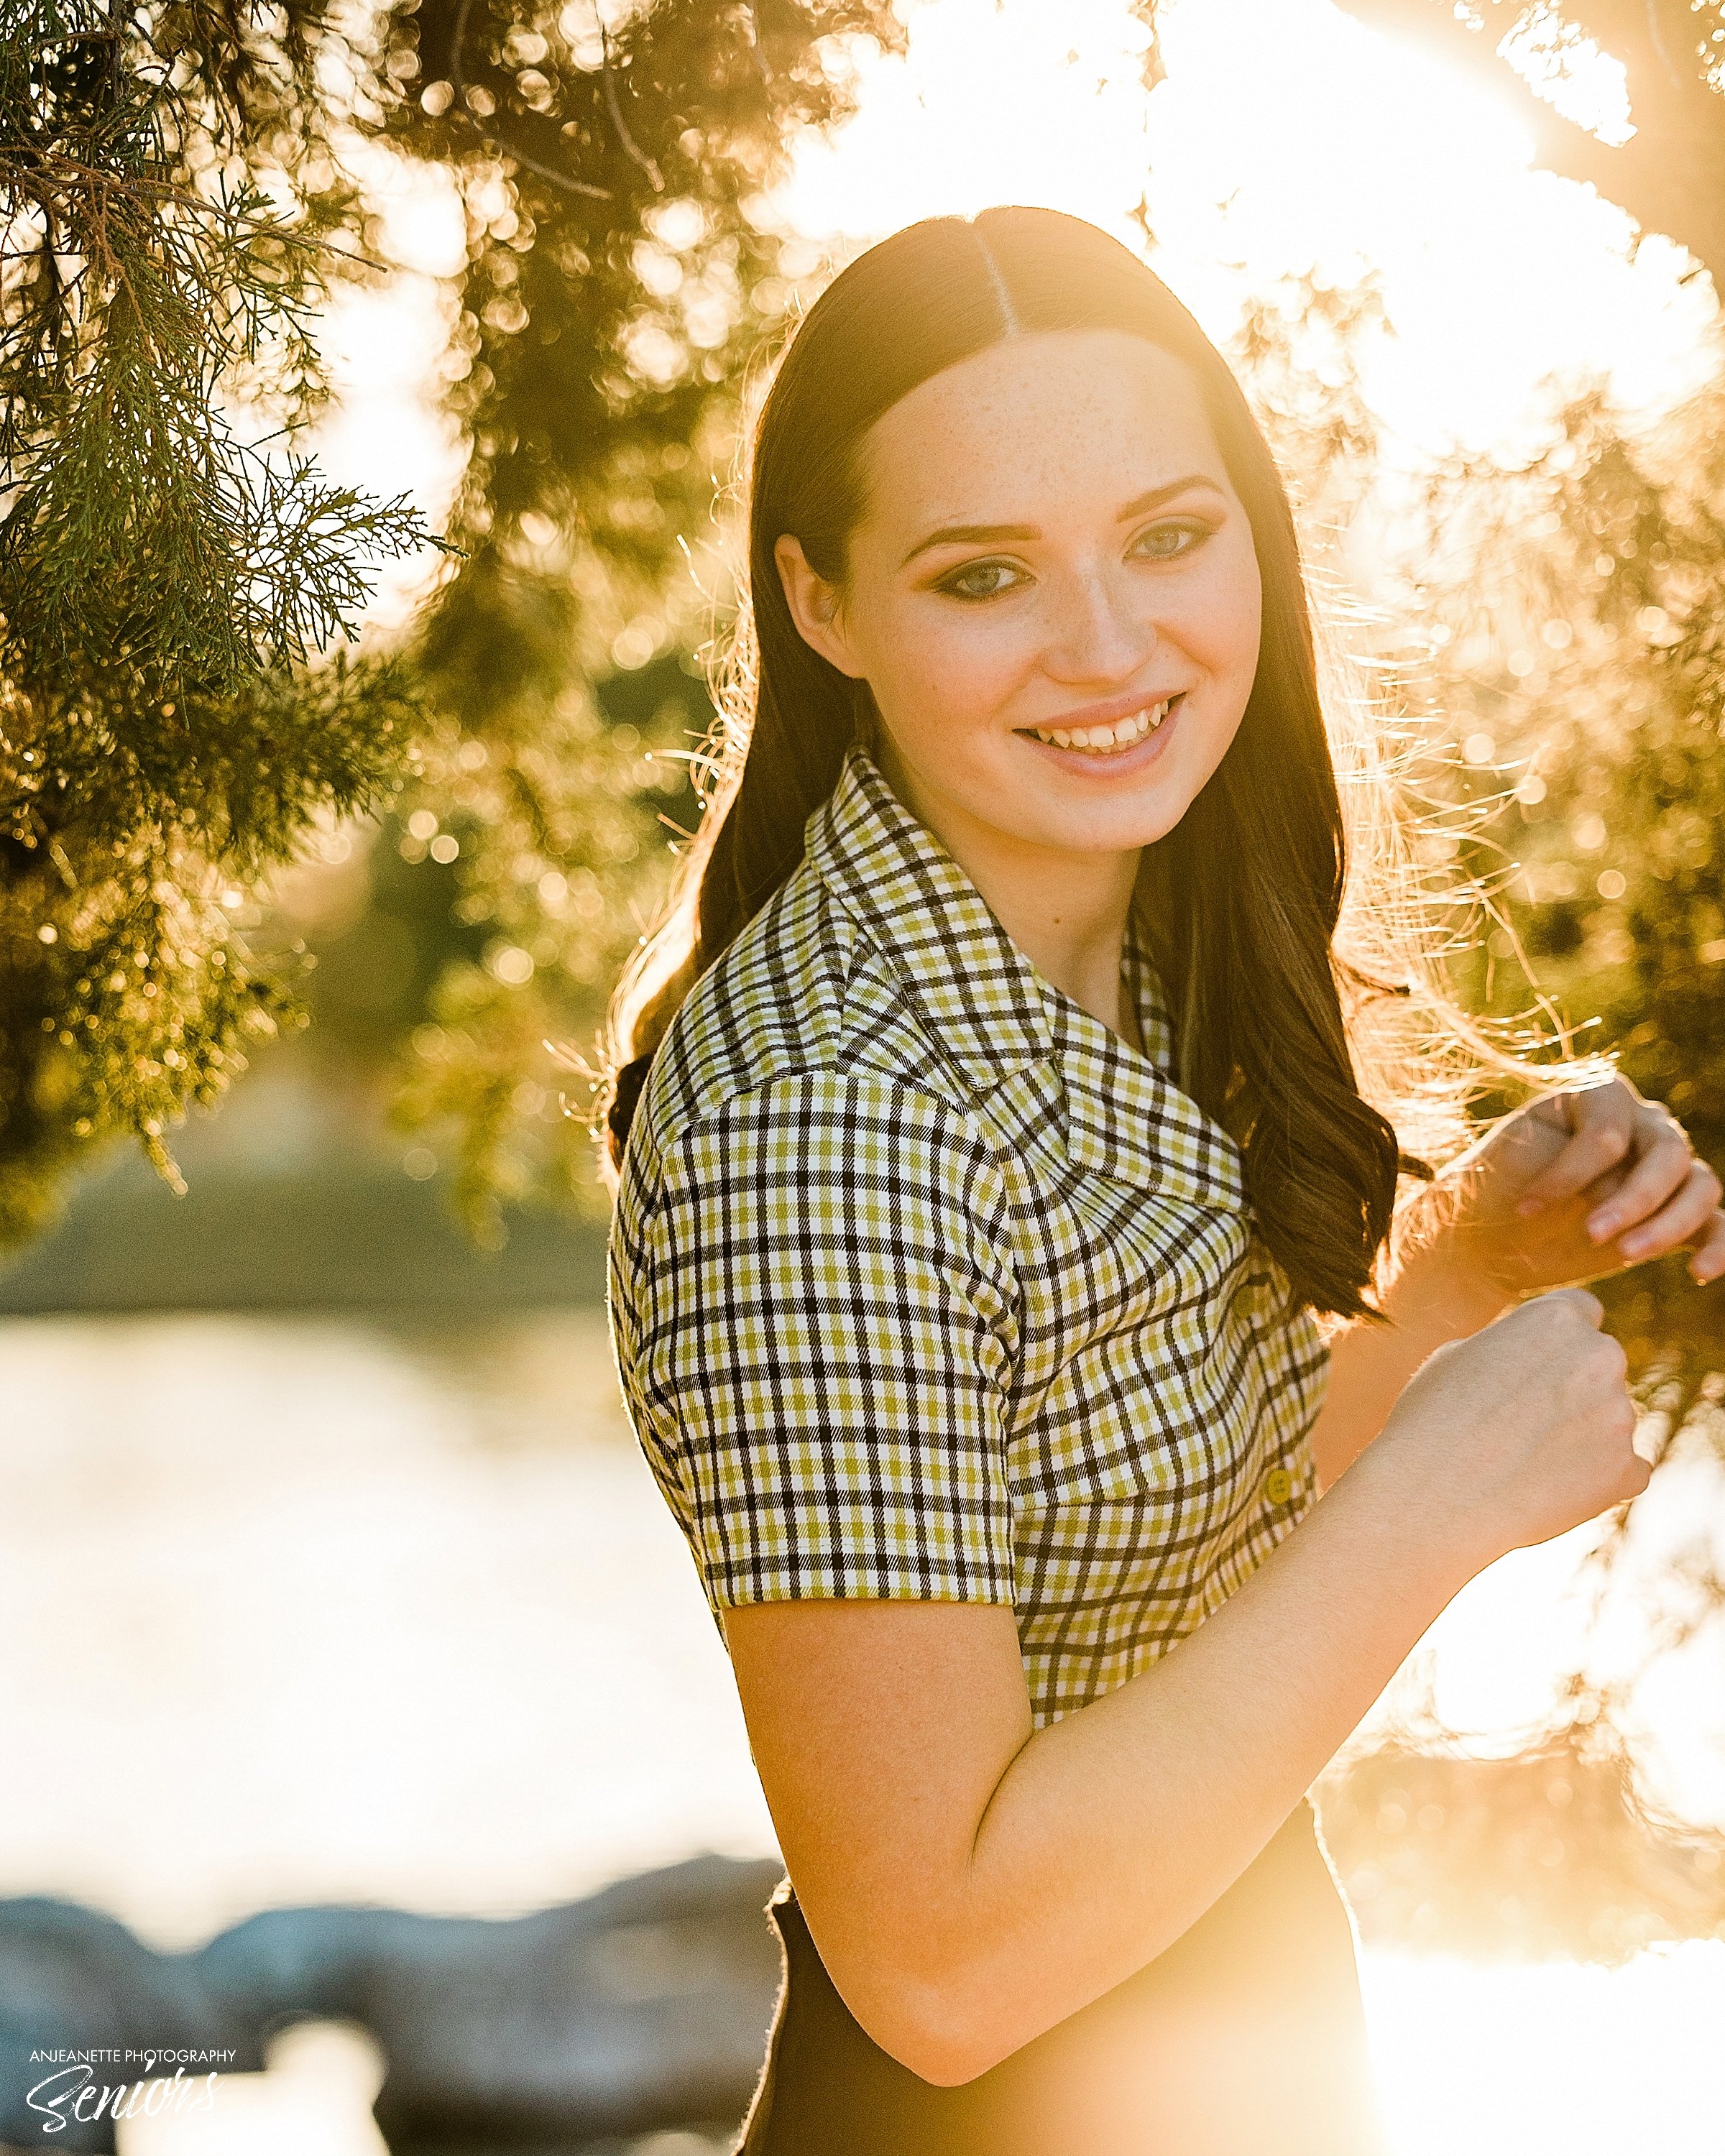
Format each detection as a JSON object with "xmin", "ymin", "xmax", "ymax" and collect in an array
[
  {"xmin": 1164, "ymin": 561, "xmax": 1262, "ymax": 691},
  {"xmin": 874, "ymin": 611, "xmax": 1029, "ymax": 737}
]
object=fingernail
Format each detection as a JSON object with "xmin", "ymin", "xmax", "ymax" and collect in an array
[
  {"xmin": 1587, "ymin": 1210, "xmax": 1618, "ymax": 1241},
  {"xmin": 1619, "ymin": 1232, "xmax": 1650, "ymax": 1259},
  {"xmin": 1517, "ymin": 1197, "xmax": 1543, "ymax": 1219}
]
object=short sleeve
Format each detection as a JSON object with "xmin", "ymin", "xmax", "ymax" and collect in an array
[{"xmin": 614, "ymin": 1070, "xmax": 1021, "ymax": 1611}]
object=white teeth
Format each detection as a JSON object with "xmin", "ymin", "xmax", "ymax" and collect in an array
[{"xmin": 1030, "ymin": 699, "xmax": 1169, "ymax": 752}]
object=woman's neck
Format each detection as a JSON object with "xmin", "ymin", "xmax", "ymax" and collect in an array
[{"xmin": 876, "ymin": 742, "xmax": 1142, "ymax": 1042}]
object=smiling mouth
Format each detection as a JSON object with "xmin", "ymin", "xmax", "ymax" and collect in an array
[{"xmin": 1017, "ymin": 694, "xmax": 1184, "ymax": 755}]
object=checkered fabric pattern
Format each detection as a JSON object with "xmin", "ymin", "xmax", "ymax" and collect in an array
[{"xmin": 607, "ymin": 746, "xmax": 1329, "ymax": 1727}]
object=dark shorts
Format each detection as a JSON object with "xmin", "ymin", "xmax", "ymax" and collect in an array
[{"xmin": 737, "ymin": 1801, "xmax": 1389, "ymax": 2156}]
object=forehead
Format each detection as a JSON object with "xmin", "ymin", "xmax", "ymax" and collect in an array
[{"xmin": 857, "ymin": 328, "xmax": 1225, "ymax": 533}]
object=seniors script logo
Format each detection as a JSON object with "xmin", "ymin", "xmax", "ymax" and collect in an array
[{"xmin": 22, "ymin": 2047, "xmax": 234, "ymax": 2135}]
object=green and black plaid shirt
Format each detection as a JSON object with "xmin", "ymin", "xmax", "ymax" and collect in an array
[{"xmin": 608, "ymin": 746, "xmax": 1328, "ymax": 1727}]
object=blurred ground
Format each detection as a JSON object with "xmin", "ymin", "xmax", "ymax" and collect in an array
[{"xmin": 0, "ymin": 1051, "xmax": 607, "ymax": 1317}]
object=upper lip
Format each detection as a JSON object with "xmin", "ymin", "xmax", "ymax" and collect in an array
[{"xmin": 1015, "ymin": 686, "xmax": 1185, "ymax": 734}]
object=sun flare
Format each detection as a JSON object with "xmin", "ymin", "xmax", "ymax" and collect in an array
[{"xmin": 776, "ymin": 0, "xmax": 1716, "ymax": 456}]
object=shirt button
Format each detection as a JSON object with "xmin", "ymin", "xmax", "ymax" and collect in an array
[{"xmin": 1262, "ymin": 1467, "xmax": 1294, "ymax": 1507}]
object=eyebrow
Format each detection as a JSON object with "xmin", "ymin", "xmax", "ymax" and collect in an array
[{"xmin": 898, "ymin": 474, "xmax": 1228, "ymax": 569}]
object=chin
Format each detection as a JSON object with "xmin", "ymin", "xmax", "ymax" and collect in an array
[{"xmin": 993, "ymin": 781, "xmax": 1194, "ymax": 856}]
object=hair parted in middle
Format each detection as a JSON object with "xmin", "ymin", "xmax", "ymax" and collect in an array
[{"xmin": 603, "ymin": 203, "xmax": 1478, "ymax": 1320}]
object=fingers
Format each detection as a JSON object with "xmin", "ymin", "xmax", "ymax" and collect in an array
[
  {"xmin": 1588, "ymin": 1123, "xmax": 1711, "ymax": 1249},
  {"xmin": 1686, "ymin": 1206, "xmax": 1725, "ymax": 1286},
  {"xmin": 1606, "ymin": 1158, "xmax": 1724, "ymax": 1266},
  {"xmin": 1516, "ymin": 1285, "xmax": 1606, "ymax": 1329},
  {"xmin": 1514, "ymin": 1082, "xmax": 1638, "ymax": 1215},
  {"xmin": 1508, "ymin": 1079, "xmax": 1724, "ymax": 1291}
]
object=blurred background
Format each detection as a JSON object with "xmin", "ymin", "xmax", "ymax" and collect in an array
[{"xmin": 4, "ymin": 0, "xmax": 1725, "ymax": 2150}]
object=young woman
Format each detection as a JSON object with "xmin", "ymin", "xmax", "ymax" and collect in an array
[{"xmin": 601, "ymin": 208, "xmax": 1724, "ymax": 2154}]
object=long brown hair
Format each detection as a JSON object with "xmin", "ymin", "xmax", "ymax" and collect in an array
[{"xmin": 602, "ymin": 206, "xmax": 1408, "ymax": 1319}]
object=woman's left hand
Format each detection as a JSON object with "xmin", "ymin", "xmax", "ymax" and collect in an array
[{"xmin": 1412, "ymin": 1074, "xmax": 1725, "ymax": 1301}]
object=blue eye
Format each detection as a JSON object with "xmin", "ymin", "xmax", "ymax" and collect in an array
[
  {"xmin": 940, "ymin": 560, "xmax": 1025, "ymax": 601},
  {"xmin": 1132, "ymin": 521, "xmax": 1205, "ymax": 561}
]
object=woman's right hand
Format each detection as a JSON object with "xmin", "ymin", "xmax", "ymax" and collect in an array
[{"xmin": 1365, "ymin": 1286, "xmax": 1648, "ymax": 1569}]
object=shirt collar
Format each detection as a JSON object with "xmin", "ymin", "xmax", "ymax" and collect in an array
[
  {"xmin": 804, "ymin": 747, "xmax": 1246, "ymax": 1212},
  {"xmin": 805, "ymin": 745, "xmax": 1057, "ymax": 1093}
]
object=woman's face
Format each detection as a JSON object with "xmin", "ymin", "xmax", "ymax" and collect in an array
[{"xmin": 775, "ymin": 327, "xmax": 1263, "ymax": 862}]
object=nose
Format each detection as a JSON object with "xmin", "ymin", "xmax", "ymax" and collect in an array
[{"xmin": 1039, "ymin": 561, "xmax": 1155, "ymax": 688}]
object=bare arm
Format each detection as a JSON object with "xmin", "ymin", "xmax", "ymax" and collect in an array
[{"xmin": 727, "ymin": 1292, "xmax": 1644, "ymax": 2086}]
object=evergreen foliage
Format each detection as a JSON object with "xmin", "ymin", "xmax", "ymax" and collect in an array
[
  {"xmin": 0, "ymin": 0, "xmax": 915, "ymax": 1245},
  {"xmin": 1, "ymin": 1, "xmax": 436, "ymax": 1240}
]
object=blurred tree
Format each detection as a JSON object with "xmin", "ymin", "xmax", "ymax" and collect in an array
[
  {"xmin": 1317, "ymin": 1672, "xmax": 1725, "ymax": 1960},
  {"xmin": 1408, "ymin": 375, "xmax": 1725, "ymax": 1370},
  {"xmin": 1229, "ymin": 267, "xmax": 1389, "ymax": 534},
  {"xmin": 1324, "ymin": 0, "xmax": 1725, "ymax": 293},
  {"xmin": 1235, "ymin": 263, "xmax": 1725, "ymax": 1913},
  {"xmin": 0, "ymin": 0, "xmax": 932, "ymax": 1250},
  {"xmin": 327, "ymin": 1, "xmax": 929, "ymax": 1240},
  {"xmin": 0, "ymin": 1, "xmax": 437, "ymax": 1244},
  {"xmin": 1392, "ymin": 374, "xmax": 1725, "ymax": 1846}
]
